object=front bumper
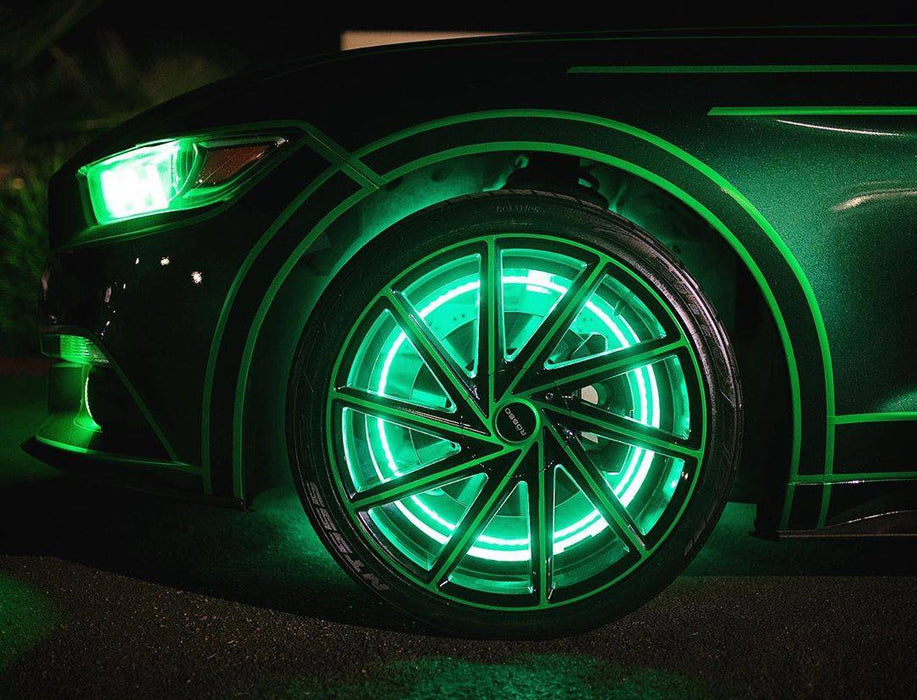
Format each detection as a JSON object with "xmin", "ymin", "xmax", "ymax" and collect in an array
[
  {"xmin": 28, "ymin": 220, "xmax": 229, "ymax": 495},
  {"xmin": 29, "ymin": 329, "xmax": 208, "ymax": 494}
]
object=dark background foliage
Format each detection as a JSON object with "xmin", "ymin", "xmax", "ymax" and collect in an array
[{"xmin": 0, "ymin": 1, "xmax": 912, "ymax": 355}]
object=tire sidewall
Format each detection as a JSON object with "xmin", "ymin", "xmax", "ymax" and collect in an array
[{"xmin": 288, "ymin": 190, "xmax": 742, "ymax": 639}]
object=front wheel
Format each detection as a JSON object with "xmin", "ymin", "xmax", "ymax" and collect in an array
[{"xmin": 289, "ymin": 191, "xmax": 742, "ymax": 638}]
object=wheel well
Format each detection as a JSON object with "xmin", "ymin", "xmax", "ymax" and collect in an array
[{"xmin": 242, "ymin": 151, "xmax": 792, "ymax": 517}]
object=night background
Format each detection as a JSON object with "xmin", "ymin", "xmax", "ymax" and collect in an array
[{"xmin": 2, "ymin": 2, "xmax": 917, "ymax": 697}]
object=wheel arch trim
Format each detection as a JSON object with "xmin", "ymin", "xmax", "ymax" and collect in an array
[{"xmin": 203, "ymin": 110, "xmax": 833, "ymax": 528}]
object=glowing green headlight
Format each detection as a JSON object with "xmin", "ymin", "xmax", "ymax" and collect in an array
[
  {"xmin": 85, "ymin": 141, "xmax": 193, "ymax": 222},
  {"xmin": 81, "ymin": 134, "xmax": 286, "ymax": 225}
]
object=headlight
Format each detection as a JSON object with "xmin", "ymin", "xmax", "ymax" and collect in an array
[{"xmin": 80, "ymin": 134, "xmax": 287, "ymax": 225}]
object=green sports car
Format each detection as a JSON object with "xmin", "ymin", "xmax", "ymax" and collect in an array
[{"xmin": 27, "ymin": 27, "xmax": 917, "ymax": 637}]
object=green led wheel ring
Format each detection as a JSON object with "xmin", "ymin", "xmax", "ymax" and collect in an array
[{"xmin": 328, "ymin": 234, "xmax": 704, "ymax": 607}]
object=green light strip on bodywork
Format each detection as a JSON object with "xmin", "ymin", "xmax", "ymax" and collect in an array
[
  {"xmin": 794, "ymin": 470, "xmax": 917, "ymax": 483},
  {"xmin": 569, "ymin": 64, "xmax": 917, "ymax": 74},
  {"xmin": 706, "ymin": 105, "xmax": 917, "ymax": 481},
  {"xmin": 799, "ymin": 411, "xmax": 917, "ymax": 528},
  {"xmin": 350, "ymin": 111, "xmax": 835, "ymax": 485},
  {"xmin": 220, "ymin": 116, "xmax": 810, "ymax": 509},
  {"xmin": 227, "ymin": 140, "xmax": 803, "ymax": 506},
  {"xmin": 214, "ymin": 110, "xmax": 831, "ymax": 524},
  {"xmin": 200, "ymin": 123, "xmax": 384, "ymax": 495},
  {"xmin": 228, "ymin": 187, "xmax": 373, "ymax": 499},
  {"xmin": 799, "ymin": 433, "xmax": 917, "ymax": 524},
  {"xmin": 299, "ymin": 123, "xmax": 384, "ymax": 189},
  {"xmin": 833, "ymin": 412, "xmax": 917, "ymax": 424},
  {"xmin": 371, "ymin": 142, "xmax": 810, "ymax": 464},
  {"xmin": 348, "ymin": 111, "xmax": 832, "ymax": 485},
  {"xmin": 709, "ymin": 106, "xmax": 917, "ymax": 116},
  {"xmin": 33, "ymin": 433, "xmax": 200, "ymax": 473}
]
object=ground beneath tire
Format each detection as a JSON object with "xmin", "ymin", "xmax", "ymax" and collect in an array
[{"xmin": 1, "ymin": 373, "xmax": 916, "ymax": 698}]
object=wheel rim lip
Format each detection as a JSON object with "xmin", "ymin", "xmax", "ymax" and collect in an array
[{"xmin": 323, "ymin": 232, "xmax": 709, "ymax": 611}]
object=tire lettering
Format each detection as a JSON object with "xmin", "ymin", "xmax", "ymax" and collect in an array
[{"xmin": 304, "ymin": 481, "xmax": 390, "ymax": 591}]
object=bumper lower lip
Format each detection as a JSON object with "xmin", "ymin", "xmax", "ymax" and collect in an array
[
  {"xmin": 21, "ymin": 436, "xmax": 242, "ymax": 508},
  {"xmin": 30, "ymin": 332, "xmax": 204, "ymax": 495}
]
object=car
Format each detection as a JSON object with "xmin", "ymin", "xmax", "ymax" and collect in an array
[{"xmin": 26, "ymin": 27, "xmax": 917, "ymax": 638}]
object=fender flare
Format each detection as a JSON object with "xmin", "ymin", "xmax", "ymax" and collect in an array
[{"xmin": 202, "ymin": 110, "xmax": 834, "ymax": 527}]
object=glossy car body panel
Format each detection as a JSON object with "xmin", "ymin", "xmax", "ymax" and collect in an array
[{"xmin": 36, "ymin": 28, "xmax": 917, "ymax": 535}]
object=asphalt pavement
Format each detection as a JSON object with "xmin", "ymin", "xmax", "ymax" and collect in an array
[{"xmin": 1, "ymin": 372, "xmax": 916, "ymax": 698}]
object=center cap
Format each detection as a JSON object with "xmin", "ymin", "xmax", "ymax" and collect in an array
[{"xmin": 494, "ymin": 400, "xmax": 539, "ymax": 443}]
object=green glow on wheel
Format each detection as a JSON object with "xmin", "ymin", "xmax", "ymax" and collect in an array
[
  {"xmin": 333, "ymin": 237, "xmax": 697, "ymax": 601},
  {"xmin": 372, "ymin": 274, "xmax": 659, "ymax": 558}
]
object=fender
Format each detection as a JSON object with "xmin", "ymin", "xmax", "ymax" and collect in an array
[{"xmin": 202, "ymin": 110, "xmax": 834, "ymax": 530}]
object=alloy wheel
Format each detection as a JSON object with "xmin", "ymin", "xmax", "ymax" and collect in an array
[{"xmin": 326, "ymin": 234, "xmax": 707, "ymax": 610}]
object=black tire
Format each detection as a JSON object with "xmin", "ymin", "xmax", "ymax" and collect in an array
[{"xmin": 288, "ymin": 190, "xmax": 743, "ymax": 638}]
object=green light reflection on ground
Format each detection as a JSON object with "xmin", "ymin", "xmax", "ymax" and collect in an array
[
  {"xmin": 264, "ymin": 655, "xmax": 707, "ymax": 699},
  {"xmin": 0, "ymin": 574, "xmax": 62, "ymax": 673}
]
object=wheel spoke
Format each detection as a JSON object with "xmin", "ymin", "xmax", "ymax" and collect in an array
[
  {"xmin": 499, "ymin": 259, "xmax": 606, "ymax": 400},
  {"xmin": 382, "ymin": 290, "xmax": 489, "ymax": 428},
  {"xmin": 332, "ymin": 387, "xmax": 497, "ymax": 445},
  {"xmin": 520, "ymin": 337, "xmax": 688, "ymax": 395},
  {"xmin": 544, "ymin": 421, "xmax": 648, "ymax": 557},
  {"xmin": 427, "ymin": 447, "xmax": 531, "ymax": 585},
  {"xmin": 351, "ymin": 446, "xmax": 510, "ymax": 510},
  {"xmin": 528, "ymin": 435, "xmax": 554, "ymax": 604},
  {"xmin": 474, "ymin": 239, "xmax": 500, "ymax": 414},
  {"xmin": 539, "ymin": 402, "xmax": 702, "ymax": 460}
]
